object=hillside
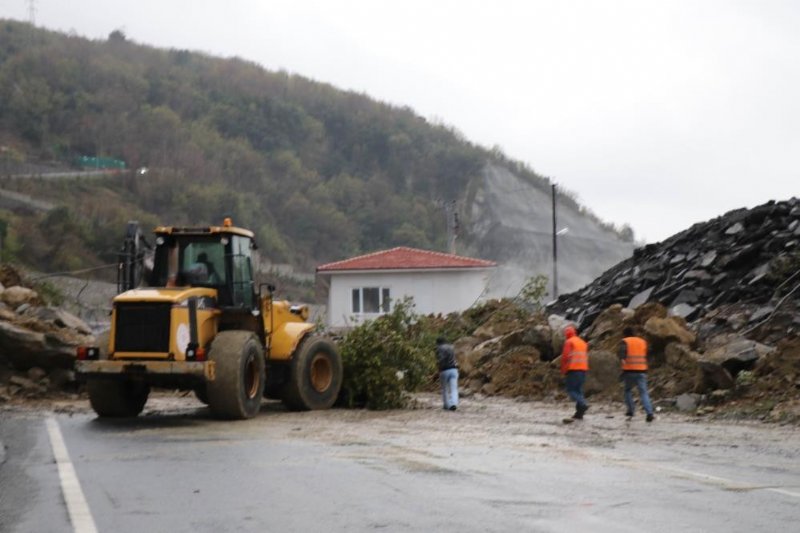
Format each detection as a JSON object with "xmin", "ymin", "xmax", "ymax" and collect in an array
[{"xmin": 0, "ymin": 20, "xmax": 632, "ymax": 297}]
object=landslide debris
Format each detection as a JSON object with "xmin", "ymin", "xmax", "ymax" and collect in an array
[
  {"xmin": 434, "ymin": 198, "xmax": 800, "ymax": 423},
  {"xmin": 0, "ymin": 264, "xmax": 93, "ymax": 404}
]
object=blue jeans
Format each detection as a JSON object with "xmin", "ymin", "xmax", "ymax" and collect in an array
[
  {"xmin": 564, "ymin": 371, "xmax": 587, "ymax": 410},
  {"xmin": 624, "ymin": 372, "xmax": 653, "ymax": 416},
  {"xmin": 440, "ymin": 368, "xmax": 459, "ymax": 409}
]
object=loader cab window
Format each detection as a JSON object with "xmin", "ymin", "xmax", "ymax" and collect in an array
[
  {"xmin": 150, "ymin": 233, "xmax": 255, "ymax": 309},
  {"xmin": 182, "ymin": 244, "xmax": 225, "ymax": 286},
  {"xmin": 151, "ymin": 236, "xmax": 225, "ymax": 289}
]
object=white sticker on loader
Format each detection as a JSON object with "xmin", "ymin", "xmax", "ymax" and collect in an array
[{"xmin": 176, "ymin": 323, "xmax": 190, "ymax": 356}]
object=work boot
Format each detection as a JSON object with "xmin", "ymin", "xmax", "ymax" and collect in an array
[
  {"xmin": 449, "ymin": 405, "xmax": 457, "ymax": 411},
  {"xmin": 646, "ymin": 414, "xmax": 654, "ymax": 422},
  {"xmin": 625, "ymin": 411, "xmax": 633, "ymax": 418}
]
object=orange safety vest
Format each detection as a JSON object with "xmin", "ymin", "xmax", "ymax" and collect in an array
[
  {"xmin": 564, "ymin": 337, "xmax": 589, "ymax": 372},
  {"xmin": 622, "ymin": 337, "xmax": 648, "ymax": 371}
]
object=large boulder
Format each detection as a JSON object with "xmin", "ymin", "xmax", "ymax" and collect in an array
[
  {"xmin": 473, "ymin": 319, "xmax": 520, "ymax": 341},
  {"xmin": 665, "ymin": 342, "xmax": 702, "ymax": 371},
  {"xmin": 457, "ymin": 341, "xmax": 494, "ymax": 376},
  {"xmin": 0, "ymin": 319, "xmax": 92, "ymax": 371},
  {"xmin": 696, "ymin": 361, "xmax": 736, "ymax": 391},
  {"xmin": 521, "ymin": 324, "xmax": 554, "ymax": 361},
  {"xmin": 584, "ymin": 350, "xmax": 620, "ymax": 396},
  {"xmin": 585, "ymin": 304, "xmax": 628, "ymax": 349},
  {"xmin": 692, "ymin": 336, "xmax": 775, "ymax": 393},
  {"xmin": 22, "ymin": 307, "xmax": 93, "ymax": 335},
  {"xmin": 702, "ymin": 334, "xmax": 774, "ymax": 375},
  {"xmin": 0, "ymin": 306, "xmax": 16, "ymax": 322},
  {"xmin": 1, "ymin": 286, "xmax": 39, "ymax": 308},
  {"xmin": 644, "ymin": 316, "xmax": 696, "ymax": 346},
  {"xmin": 632, "ymin": 302, "xmax": 668, "ymax": 325},
  {"xmin": 0, "ymin": 264, "xmax": 23, "ymax": 287}
]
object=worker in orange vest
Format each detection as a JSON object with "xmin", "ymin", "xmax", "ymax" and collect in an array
[
  {"xmin": 619, "ymin": 326, "xmax": 654, "ymax": 422},
  {"xmin": 560, "ymin": 325, "xmax": 589, "ymax": 420}
]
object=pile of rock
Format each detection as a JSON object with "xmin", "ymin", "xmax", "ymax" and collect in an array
[
  {"xmin": 549, "ymin": 198, "xmax": 800, "ymax": 346},
  {"xmin": 0, "ymin": 265, "xmax": 94, "ymax": 403},
  {"xmin": 445, "ymin": 297, "xmax": 798, "ymax": 421},
  {"xmin": 442, "ymin": 199, "xmax": 800, "ymax": 421}
]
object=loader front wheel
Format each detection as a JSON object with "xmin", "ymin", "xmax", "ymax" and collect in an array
[
  {"xmin": 87, "ymin": 379, "xmax": 149, "ymax": 418},
  {"xmin": 206, "ymin": 331, "xmax": 265, "ymax": 419},
  {"xmin": 283, "ymin": 336, "xmax": 342, "ymax": 411}
]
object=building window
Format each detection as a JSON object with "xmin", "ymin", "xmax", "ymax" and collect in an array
[{"xmin": 351, "ymin": 287, "xmax": 391, "ymax": 314}]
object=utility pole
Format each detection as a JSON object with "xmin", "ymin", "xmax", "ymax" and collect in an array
[
  {"xmin": 551, "ymin": 183, "xmax": 558, "ymax": 299},
  {"xmin": 447, "ymin": 202, "xmax": 459, "ymax": 254},
  {"xmin": 28, "ymin": 0, "xmax": 36, "ymax": 26},
  {"xmin": 436, "ymin": 199, "xmax": 458, "ymax": 254}
]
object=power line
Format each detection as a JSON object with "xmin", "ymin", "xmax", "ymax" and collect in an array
[{"xmin": 29, "ymin": 263, "xmax": 118, "ymax": 282}]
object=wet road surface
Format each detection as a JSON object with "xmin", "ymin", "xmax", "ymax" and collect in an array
[{"xmin": 1, "ymin": 394, "xmax": 798, "ymax": 532}]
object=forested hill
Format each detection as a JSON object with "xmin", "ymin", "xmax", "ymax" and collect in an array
[{"xmin": 0, "ymin": 20, "xmax": 633, "ymax": 295}]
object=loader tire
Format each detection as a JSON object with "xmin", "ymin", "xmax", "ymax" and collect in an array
[
  {"xmin": 282, "ymin": 336, "xmax": 342, "ymax": 411},
  {"xmin": 206, "ymin": 331, "xmax": 265, "ymax": 419},
  {"xmin": 87, "ymin": 379, "xmax": 149, "ymax": 418}
]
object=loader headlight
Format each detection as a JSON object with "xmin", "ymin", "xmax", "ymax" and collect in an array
[
  {"xmin": 185, "ymin": 343, "xmax": 206, "ymax": 362},
  {"xmin": 76, "ymin": 346, "xmax": 100, "ymax": 360}
]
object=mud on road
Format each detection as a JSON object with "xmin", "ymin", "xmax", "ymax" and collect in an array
[{"xmin": 4, "ymin": 391, "xmax": 797, "ymax": 467}]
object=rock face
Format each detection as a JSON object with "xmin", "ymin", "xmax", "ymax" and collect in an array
[
  {"xmin": 549, "ymin": 197, "xmax": 800, "ymax": 346},
  {"xmin": 464, "ymin": 163, "xmax": 635, "ymax": 298}
]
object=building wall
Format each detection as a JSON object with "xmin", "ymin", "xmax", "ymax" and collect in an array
[{"xmin": 325, "ymin": 269, "xmax": 492, "ymax": 328}]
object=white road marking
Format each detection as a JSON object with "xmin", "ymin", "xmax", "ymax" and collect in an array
[
  {"xmin": 620, "ymin": 460, "xmax": 800, "ymax": 500},
  {"xmin": 765, "ymin": 487, "xmax": 800, "ymax": 499},
  {"xmin": 45, "ymin": 417, "xmax": 99, "ymax": 533}
]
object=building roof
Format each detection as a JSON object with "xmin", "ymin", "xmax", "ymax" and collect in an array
[{"xmin": 317, "ymin": 247, "xmax": 496, "ymax": 272}]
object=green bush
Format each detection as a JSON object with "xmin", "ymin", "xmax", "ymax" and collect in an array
[
  {"xmin": 519, "ymin": 274, "xmax": 549, "ymax": 309},
  {"xmin": 338, "ymin": 298, "xmax": 437, "ymax": 409}
]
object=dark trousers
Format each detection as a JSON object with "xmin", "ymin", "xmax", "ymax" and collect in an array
[{"xmin": 565, "ymin": 371, "xmax": 588, "ymax": 410}]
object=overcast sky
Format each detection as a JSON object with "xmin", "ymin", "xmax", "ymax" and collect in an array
[{"xmin": 3, "ymin": 0, "xmax": 799, "ymax": 243}]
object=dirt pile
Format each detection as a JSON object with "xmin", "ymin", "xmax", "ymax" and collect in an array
[
  {"xmin": 442, "ymin": 199, "xmax": 800, "ymax": 422},
  {"xmin": 0, "ymin": 264, "xmax": 93, "ymax": 403}
]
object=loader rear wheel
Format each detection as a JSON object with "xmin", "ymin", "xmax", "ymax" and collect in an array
[
  {"xmin": 283, "ymin": 336, "xmax": 342, "ymax": 411},
  {"xmin": 206, "ymin": 331, "xmax": 265, "ymax": 419},
  {"xmin": 87, "ymin": 379, "xmax": 150, "ymax": 418}
]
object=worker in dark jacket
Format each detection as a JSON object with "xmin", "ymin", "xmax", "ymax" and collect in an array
[
  {"xmin": 561, "ymin": 325, "xmax": 589, "ymax": 420},
  {"xmin": 435, "ymin": 336, "xmax": 459, "ymax": 411},
  {"xmin": 619, "ymin": 326, "xmax": 654, "ymax": 422}
]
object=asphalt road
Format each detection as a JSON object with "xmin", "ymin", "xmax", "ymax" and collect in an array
[{"xmin": 1, "ymin": 394, "xmax": 799, "ymax": 532}]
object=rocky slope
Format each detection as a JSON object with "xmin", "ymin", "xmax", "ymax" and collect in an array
[{"xmin": 465, "ymin": 163, "xmax": 635, "ymax": 297}]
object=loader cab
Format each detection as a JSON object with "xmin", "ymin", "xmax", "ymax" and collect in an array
[{"xmin": 149, "ymin": 223, "xmax": 258, "ymax": 310}]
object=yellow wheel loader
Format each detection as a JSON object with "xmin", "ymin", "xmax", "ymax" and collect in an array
[{"xmin": 75, "ymin": 219, "xmax": 342, "ymax": 419}]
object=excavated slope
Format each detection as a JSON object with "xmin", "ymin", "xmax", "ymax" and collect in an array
[{"xmin": 466, "ymin": 163, "xmax": 635, "ymax": 298}]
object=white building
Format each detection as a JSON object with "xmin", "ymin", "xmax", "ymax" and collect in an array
[{"xmin": 317, "ymin": 247, "xmax": 496, "ymax": 329}]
